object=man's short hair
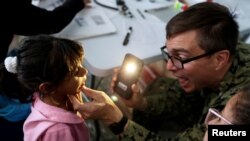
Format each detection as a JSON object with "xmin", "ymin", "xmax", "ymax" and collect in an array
[{"xmin": 166, "ymin": 2, "xmax": 239, "ymax": 55}]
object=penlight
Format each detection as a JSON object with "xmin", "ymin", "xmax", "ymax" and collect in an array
[{"xmin": 125, "ymin": 62, "xmax": 137, "ymax": 74}]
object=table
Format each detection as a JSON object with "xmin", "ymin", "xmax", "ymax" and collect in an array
[
  {"xmin": 213, "ymin": 0, "xmax": 250, "ymax": 39},
  {"xmin": 37, "ymin": 0, "xmax": 250, "ymax": 81},
  {"xmin": 78, "ymin": 0, "xmax": 173, "ymax": 77},
  {"xmin": 80, "ymin": 0, "xmax": 250, "ymax": 78}
]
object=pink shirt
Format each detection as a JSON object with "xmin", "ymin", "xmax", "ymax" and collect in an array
[{"xmin": 23, "ymin": 93, "xmax": 89, "ymax": 141}]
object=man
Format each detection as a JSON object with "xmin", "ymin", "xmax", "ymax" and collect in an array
[{"xmin": 69, "ymin": 2, "xmax": 250, "ymax": 141}]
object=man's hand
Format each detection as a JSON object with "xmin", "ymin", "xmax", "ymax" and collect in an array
[
  {"xmin": 68, "ymin": 86, "xmax": 123, "ymax": 125},
  {"xmin": 110, "ymin": 68, "xmax": 147, "ymax": 111}
]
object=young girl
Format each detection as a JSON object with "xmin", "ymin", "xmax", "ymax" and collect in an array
[{"xmin": 4, "ymin": 35, "xmax": 89, "ymax": 141}]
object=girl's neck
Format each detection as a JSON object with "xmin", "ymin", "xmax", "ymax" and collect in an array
[{"xmin": 40, "ymin": 93, "xmax": 69, "ymax": 110}]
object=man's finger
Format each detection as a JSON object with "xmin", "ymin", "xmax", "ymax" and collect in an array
[
  {"xmin": 82, "ymin": 86, "xmax": 103, "ymax": 100},
  {"xmin": 68, "ymin": 95, "xmax": 91, "ymax": 112},
  {"xmin": 67, "ymin": 95, "xmax": 83, "ymax": 110},
  {"xmin": 68, "ymin": 95, "xmax": 80, "ymax": 103}
]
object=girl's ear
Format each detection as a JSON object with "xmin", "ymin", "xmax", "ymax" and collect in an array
[{"xmin": 39, "ymin": 82, "xmax": 54, "ymax": 94}]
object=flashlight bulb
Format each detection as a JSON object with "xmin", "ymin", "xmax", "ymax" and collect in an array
[
  {"xmin": 110, "ymin": 95, "xmax": 118, "ymax": 102},
  {"xmin": 125, "ymin": 62, "xmax": 136, "ymax": 74}
]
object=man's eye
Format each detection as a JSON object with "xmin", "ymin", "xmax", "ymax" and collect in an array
[
  {"xmin": 173, "ymin": 55, "xmax": 185, "ymax": 61},
  {"xmin": 179, "ymin": 54, "xmax": 189, "ymax": 60},
  {"xmin": 180, "ymin": 58, "xmax": 189, "ymax": 62},
  {"xmin": 171, "ymin": 53, "xmax": 185, "ymax": 60}
]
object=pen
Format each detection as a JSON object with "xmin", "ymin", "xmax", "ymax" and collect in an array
[
  {"xmin": 137, "ymin": 9, "xmax": 145, "ymax": 19},
  {"xmin": 123, "ymin": 26, "xmax": 133, "ymax": 46},
  {"xmin": 144, "ymin": 5, "xmax": 171, "ymax": 12}
]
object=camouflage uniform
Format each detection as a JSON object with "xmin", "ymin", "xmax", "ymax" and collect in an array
[{"xmin": 119, "ymin": 42, "xmax": 250, "ymax": 141}]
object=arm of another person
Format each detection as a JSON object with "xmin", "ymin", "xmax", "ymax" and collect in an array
[
  {"xmin": 69, "ymin": 88, "xmax": 206, "ymax": 141},
  {"xmin": 0, "ymin": 94, "xmax": 31, "ymax": 122},
  {"xmin": 119, "ymin": 122, "xmax": 205, "ymax": 141},
  {"xmin": 68, "ymin": 87, "xmax": 167, "ymax": 141},
  {"xmin": 8, "ymin": 0, "xmax": 89, "ymax": 35}
]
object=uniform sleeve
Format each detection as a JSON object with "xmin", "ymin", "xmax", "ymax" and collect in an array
[
  {"xmin": 139, "ymin": 77, "xmax": 194, "ymax": 118},
  {"xmin": 120, "ymin": 120, "xmax": 166, "ymax": 141},
  {"xmin": 9, "ymin": 0, "xmax": 85, "ymax": 35},
  {"xmin": 131, "ymin": 77, "xmax": 206, "ymax": 137},
  {"xmin": 170, "ymin": 124, "xmax": 206, "ymax": 141},
  {"xmin": 120, "ymin": 120, "xmax": 205, "ymax": 141}
]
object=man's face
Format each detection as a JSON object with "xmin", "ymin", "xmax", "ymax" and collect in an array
[{"xmin": 166, "ymin": 30, "xmax": 217, "ymax": 93}]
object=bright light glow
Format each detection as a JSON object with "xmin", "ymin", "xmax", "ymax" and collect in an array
[
  {"xmin": 125, "ymin": 62, "xmax": 137, "ymax": 74},
  {"xmin": 110, "ymin": 95, "xmax": 118, "ymax": 102}
]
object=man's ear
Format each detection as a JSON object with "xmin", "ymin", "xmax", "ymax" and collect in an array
[
  {"xmin": 39, "ymin": 82, "xmax": 54, "ymax": 94},
  {"xmin": 214, "ymin": 50, "xmax": 230, "ymax": 70}
]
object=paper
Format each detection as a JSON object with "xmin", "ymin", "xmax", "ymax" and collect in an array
[
  {"xmin": 38, "ymin": 0, "xmax": 65, "ymax": 11},
  {"xmin": 38, "ymin": 0, "xmax": 117, "ymax": 40},
  {"xmin": 133, "ymin": 0, "xmax": 175, "ymax": 11},
  {"xmin": 54, "ymin": 7, "xmax": 117, "ymax": 40}
]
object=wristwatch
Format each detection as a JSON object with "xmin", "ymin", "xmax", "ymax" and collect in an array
[{"xmin": 108, "ymin": 116, "xmax": 128, "ymax": 135}]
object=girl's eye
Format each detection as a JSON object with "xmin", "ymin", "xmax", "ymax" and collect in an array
[
  {"xmin": 69, "ymin": 67, "xmax": 79, "ymax": 76},
  {"xmin": 74, "ymin": 68, "xmax": 80, "ymax": 75}
]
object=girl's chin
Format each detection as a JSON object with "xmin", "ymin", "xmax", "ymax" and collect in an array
[{"xmin": 75, "ymin": 92, "xmax": 83, "ymax": 103}]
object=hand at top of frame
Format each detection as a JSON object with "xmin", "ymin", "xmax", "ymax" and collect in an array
[{"xmin": 83, "ymin": 0, "xmax": 92, "ymax": 7}]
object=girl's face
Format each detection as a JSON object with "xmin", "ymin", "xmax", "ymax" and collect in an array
[{"xmin": 52, "ymin": 62, "xmax": 88, "ymax": 108}]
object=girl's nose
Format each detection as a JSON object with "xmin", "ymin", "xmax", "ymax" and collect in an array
[{"xmin": 80, "ymin": 67, "xmax": 88, "ymax": 76}]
